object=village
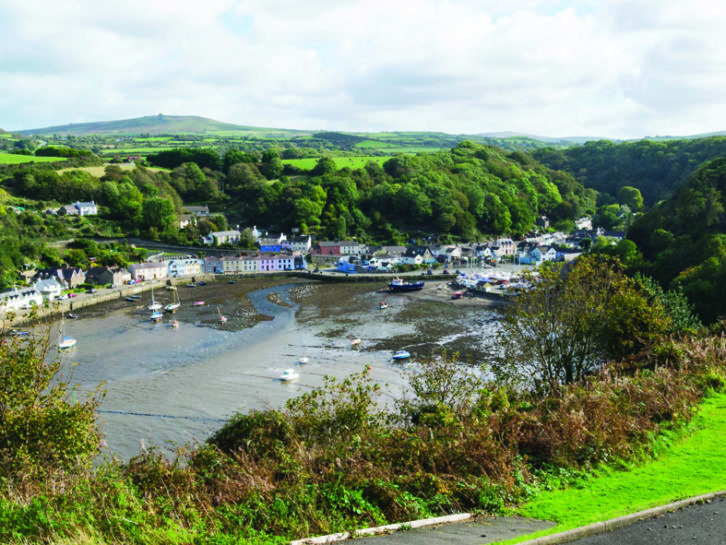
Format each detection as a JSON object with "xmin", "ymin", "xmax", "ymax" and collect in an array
[{"xmin": 0, "ymin": 208, "xmax": 625, "ymax": 316}]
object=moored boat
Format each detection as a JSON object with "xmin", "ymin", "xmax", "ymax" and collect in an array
[
  {"xmin": 379, "ymin": 301, "xmax": 389, "ymax": 310},
  {"xmin": 150, "ymin": 310, "xmax": 163, "ymax": 322},
  {"xmin": 388, "ymin": 278, "xmax": 424, "ymax": 292},
  {"xmin": 165, "ymin": 285, "xmax": 181, "ymax": 313},
  {"xmin": 392, "ymin": 350, "xmax": 411, "ymax": 360},
  {"xmin": 279, "ymin": 368, "xmax": 299, "ymax": 381},
  {"xmin": 58, "ymin": 314, "xmax": 77, "ymax": 349}
]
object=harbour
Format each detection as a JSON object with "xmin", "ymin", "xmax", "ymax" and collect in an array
[{"xmin": 51, "ymin": 277, "xmax": 502, "ymax": 460}]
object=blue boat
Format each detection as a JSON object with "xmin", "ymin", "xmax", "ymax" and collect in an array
[
  {"xmin": 392, "ymin": 350, "xmax": 411, "ymax": 360},
  {"xmin": 388, "ymin": 278, "xmax": 424, "ymax": 292}
]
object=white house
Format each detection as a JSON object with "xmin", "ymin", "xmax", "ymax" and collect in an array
[
  {"xmin": 1, "ymin": 287, "xmax": 43, "ymax": 311},
  {"xmin": 35, "ymin": 278, "xmax": 63, "ymax": 301},
  {"xmin": 290, "ymin": 235, "xmax": 312, "ymax": 253},
  {"xmin": 167, "ymin": 258, "xmax": 203, "ymax": 278},
  {"xmin": 202, "ymin": 230, "xmax": 242, "ymax": 246},
  {"xmin": 129, "ymin": 261, "xmax": 168, "ymax": 282}
]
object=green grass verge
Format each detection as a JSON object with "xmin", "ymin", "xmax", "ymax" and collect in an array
[
  {"xmin": 0, "ymin": 152, "xmax": 67, "ymax": 164},
  {"xmin": 495, "ymin": 391, "xmax": 726, "ymax": 544}
]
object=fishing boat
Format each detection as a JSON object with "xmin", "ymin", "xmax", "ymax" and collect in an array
[
  {"xmin": 379, "ymin": 301, "xmax": 389, "ymax": 310},
  {"xmin": 150, "ymin": 310, "xmax": 163, "ymax": 322},
  {"xmin": 58, "ymin": 315, "xmax": 77, "ymax": 350},
  {"xmin": 217, "ymin": 306, "xmax": 227, "ymax": 324},
  {"xmin": 392, "ymin": 350, "xmax": 411, "ymax": 360},
  {"xmin": 148, "ymin": 285, "xmax": 162, "ymax": 311},
  {"xmin": 164, "ymin": 285, "xmax": 181, "ymax": 313},
  {"xmin": 388, "ymin": 278, "xmax": 425, "ymax": 292},
  {"xmin": 279, "ymin": 368, "xmax": 300, "ymax": 381}
]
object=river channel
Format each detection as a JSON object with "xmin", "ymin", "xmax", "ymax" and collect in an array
[{"xmin": 55, "ymin": 278, "xmax": 501, "ymax": 460}]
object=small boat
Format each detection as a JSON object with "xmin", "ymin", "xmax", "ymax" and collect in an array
[
  {"xmin": 298, "ymin": 349, "xmax": 309, "ymax": 365},
  {"xmin": 349, "ymin": 334, "xmax": 361, "ymax": 346},
  {"xmin": 279, "ymin": 368, "xmax": 299, "ymax": 381},
  {"xmin": 379, "ymin": 301, "xmax": 389, "ymax": 310},
  {"xmin": 10, "ymin": 329, "xmax": 30, "ymax": 337},
  {"xmin": 193, "ymin": 301, "xmax": 205, "ymax": 306},
  {"xmin": 126, "ymin": 296, "xmax": 140, "ymax": 302},
  {"xmin": 58, "ymin": 315, "xmax": 77, "ymax": 350},
  {"xmin": 198, "ymin": 281, "xmax": 206, "ymax": 286},
  {"xmin": 165, "ymin": 286, "xmax": 181, "ymax": 312},
  {"xmin": 388, "ymin": 278, "xmax": 425, "ymax": 292},
  {"xmin": 217, "ymin": 306, "xmax": 227, "ymax": 323},
  {"xmin": 67, "ymin": 312, "xmax": 78, "ymax": 319},
  {"xmin": 148, "ymin": 285, "xmax": 162, "ymax": 311},
  {"xmin": 185, "ymin": 283, "xmax": 197, "ymax": 288},
  {"xmin": 170, "ymin": 320, "xmax": 180, "ymax": 329},
  {"xmin": 451, "ymin": 291, "xmax": 464, "ymax": 299},
  {"xmin": 150, "ymin": 310, "xmax": 163, "ymax": 322},
  {"xmin": 392, "ymin": 350, "xmax": 411, "ymax": 360},
  {"xmin": 165, "ymin": 285, "xmax": 177, "ymax": 291},
  {"xmin": 227, "ymin": 280, "xmax": 236, "ymax": 284}
]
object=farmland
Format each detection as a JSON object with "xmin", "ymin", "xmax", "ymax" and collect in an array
[
  {"xmin": 282, "ymin": 156, "xmax": 389, "ymax": 170},
  {"xmin": 0, "ymin": 152, "xmax": 66, "ymax": 164}
]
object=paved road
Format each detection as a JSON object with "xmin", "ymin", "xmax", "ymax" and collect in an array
[{"xmin": 564, "ymin": 497, "xmax": 725, "ymax": 545}]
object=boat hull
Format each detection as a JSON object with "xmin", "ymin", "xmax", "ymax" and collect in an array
[{"xmin": 388, "ymin": 282, "xmax": 424, "ymax": 292}]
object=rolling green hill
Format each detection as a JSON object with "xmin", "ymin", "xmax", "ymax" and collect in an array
[{"xmin": 17, "ymin": 114, "xmax": 309, "ymax": 137}]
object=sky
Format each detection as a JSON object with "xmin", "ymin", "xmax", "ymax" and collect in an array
[{"xmin": 1, "ymin": 0, "xmax": 726, "ymax": 139}]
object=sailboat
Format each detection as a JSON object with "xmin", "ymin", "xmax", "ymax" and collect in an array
[
  {"xmin": 217, "ymin": 306, "xmax": 227, "ymax": 324},
  {"xmin": 164, "ymin": 283, "xmax": 181, "ymax": 313},
  {"xmin": 58, "ymin": 314, "xmax": 77, "ymax": 350},
  {"xmin": 148, "ymin": 285, "xmax": 162, "ymax": 311}
]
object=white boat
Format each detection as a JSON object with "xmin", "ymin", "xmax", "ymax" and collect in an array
[
  {"xmin": 150, "ymin": 310, "xmax": 163, "ymax": 322},
  {"xmin": 350, "ymin": 336, "xmax": 361, "ymax": 346},
  {"xmin": 217, "ymin": 306, "xmax": 227, "ymax": 324},
  {"xmin": 58, "ymin": 315, "xmax": 77, "ymax": 350},
  {"xmin": 164, "ymin": 284, "xmax": 181, "ymax": 312},
  {"xmin": 298, "ymin": 349, "xmax": 309, "ymax": 364},
  {"xmin": 379, "ymin": 301, "xmax": 389, "ymax": 310},
  {"xmin": 148, "ymin": 285, "xmax": 162, "ymax": 311},
  {"xmin": 279, "ymin": 368, "xmax": 299, "ymax": 381},
  {"xmin": 392, "ymin": 350, "xmax": 411, "ymax": 360}
]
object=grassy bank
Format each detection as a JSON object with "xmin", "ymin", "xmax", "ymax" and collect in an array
[
  {"xmin": 1, "ymin": 325, "xmax": 724, "ymax": 544},
  {"xmin": 495, "ymin": 390, "xmax": 726, "ymax": 543}
]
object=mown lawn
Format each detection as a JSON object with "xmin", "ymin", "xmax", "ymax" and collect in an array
[
  {"xmin": 0, "ymin": 152, "xmax": 66, "ymax": 164},
  {"xmin": 495, "ymin": 391, "xmax": 726, "ymax": 544}
]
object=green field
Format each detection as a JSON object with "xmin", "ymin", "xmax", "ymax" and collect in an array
[
  {"xmin": 0, "ymin": 152, "xmax": 67, "ymax": 164},
  {"xmin": 496, "ymin": 391, "xmax": 726, "ymax": 544},
  {"xmin": 282, "ymin": 156, "xmax": 389, "ymax": 170}
]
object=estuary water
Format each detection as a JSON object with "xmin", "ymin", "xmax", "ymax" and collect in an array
[{"xmin": 56, "ymin": 279, "xmax": 500, "ymax": 460}]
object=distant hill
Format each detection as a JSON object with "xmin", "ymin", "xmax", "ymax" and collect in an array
[{"xmin": 17, "ymin": 114, "xmax": 309, "ymax": 137}]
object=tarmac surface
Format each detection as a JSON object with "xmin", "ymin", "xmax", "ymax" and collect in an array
[
  {"xmin": 292, "ymin": 493, "xmax": 726, "ymax": 545},
  {"xmin": 559, "ymin": 496, "xmax": 725, "ymax": 545}
]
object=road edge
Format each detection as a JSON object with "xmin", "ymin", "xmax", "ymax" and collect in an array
[{"xmin": 516, "ymin": 489, "xmax": 726, "ymax": 544}]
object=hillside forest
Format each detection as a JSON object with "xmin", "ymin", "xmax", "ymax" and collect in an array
[{"xmin": 2, "ymin": 128, "xmax": 726, "ymax": 323}]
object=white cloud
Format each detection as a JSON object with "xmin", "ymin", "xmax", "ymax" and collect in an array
[{"xmin": 0, "ymin": 0, "xmax": 724, "ymax": 138}]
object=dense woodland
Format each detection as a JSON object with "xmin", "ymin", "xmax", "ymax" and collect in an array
[
  {"xmin": 3, "ymin": 132, "xmax": 726, "ymax": 323},
  {"xmin": 534, "ymin": 136, "xmax": 726, "ymax": 205}
]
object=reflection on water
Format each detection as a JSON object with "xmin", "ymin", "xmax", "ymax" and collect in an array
[{"xmin": 57, "ymin": 280, "xmax": 498, "ymax": 459}]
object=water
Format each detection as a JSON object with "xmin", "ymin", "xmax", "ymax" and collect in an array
[{"xmin": 55, "ymin": 279, "xmax": 500, "ymax": 459}]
